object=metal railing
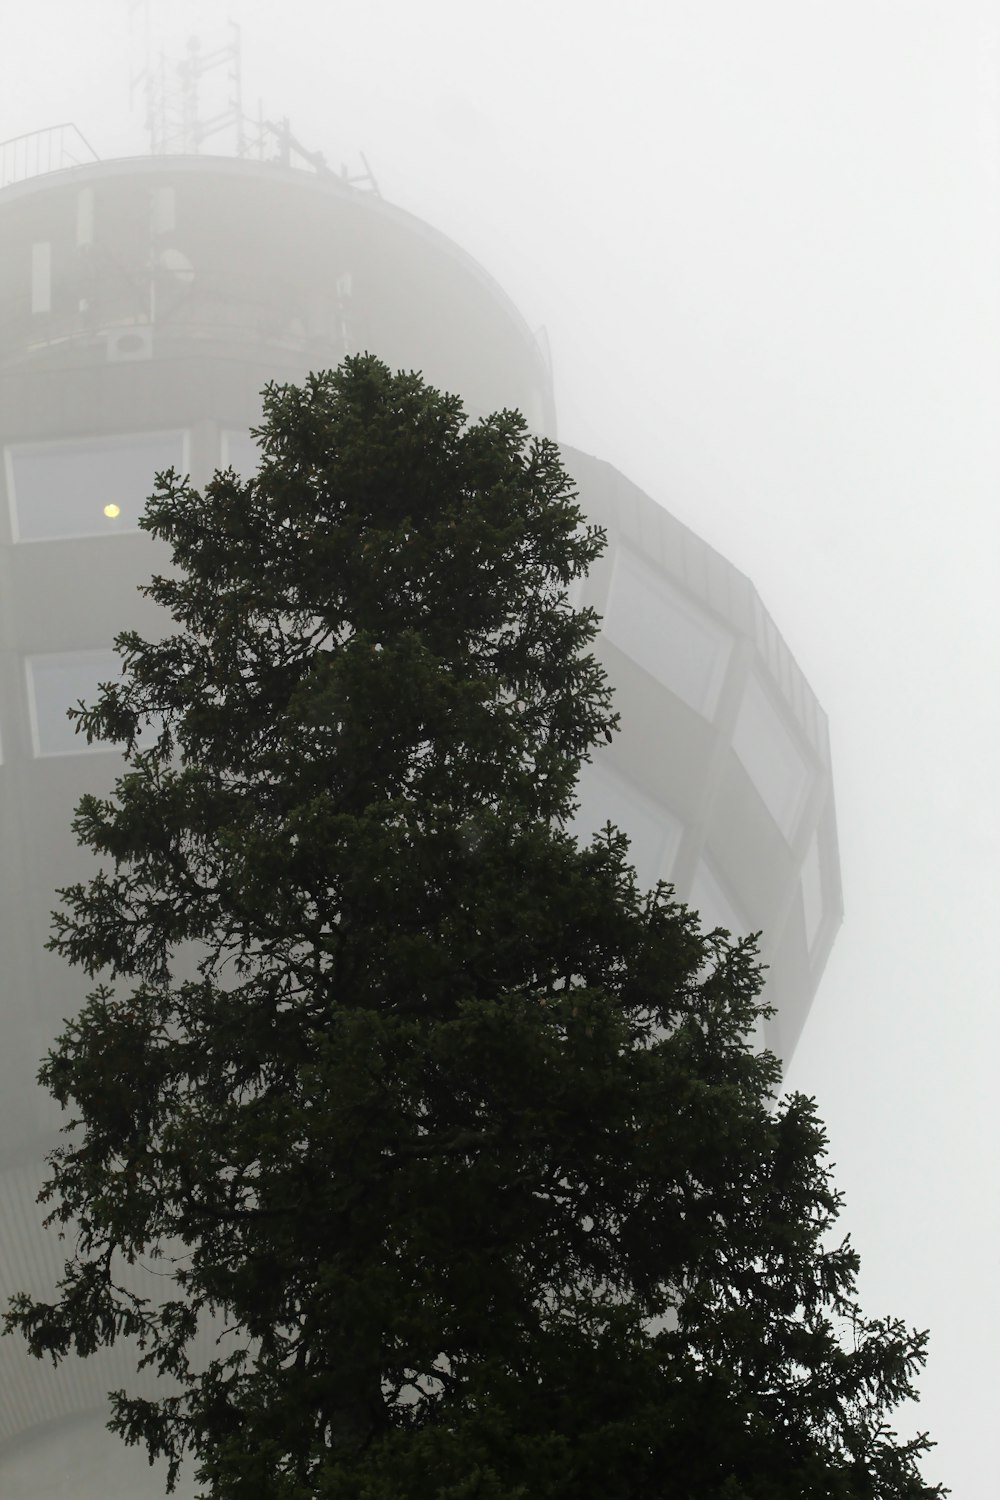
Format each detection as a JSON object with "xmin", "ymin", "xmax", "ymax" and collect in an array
[{"xmin": 0, "ymin": 124, "xmax": 100, "ymax": 189}]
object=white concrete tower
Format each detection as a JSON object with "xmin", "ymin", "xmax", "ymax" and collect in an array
[{"xmin": 0, "ymin": 137, "xmax": 840, "ymax": 1496}]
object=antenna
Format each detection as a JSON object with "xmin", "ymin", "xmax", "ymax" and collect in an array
[
  {"xmin": 125, "ymin": 9, "xmax": 378, "ymax": 189},
  {"xmin": 127, "ymin": 0, "xmax": 155, "ymax": 149},
  {"xmin": 140, "ymin": 25, "xmax": 245, "ymax": 156}
]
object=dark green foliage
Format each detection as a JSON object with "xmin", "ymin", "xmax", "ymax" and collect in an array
[{"xmin": 5, "ymin": 357, "xmax": 943, "ymax": 1498}]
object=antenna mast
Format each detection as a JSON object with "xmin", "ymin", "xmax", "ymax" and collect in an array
[
  {"xmin": 126, "ymin": 6, "xmax": 378, "ymax": 190},
  {"xmin": 132, "ymin": 19, "xmax": 246, "ymax": 157}
]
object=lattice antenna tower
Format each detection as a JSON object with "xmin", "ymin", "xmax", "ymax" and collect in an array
[
  {"xmin": 129, "ymin": 3, "xmax": 248, "ymax": 158},
  {"xmin": 126, "ymin": 2, "xmax": 379, "ymax": 189}
]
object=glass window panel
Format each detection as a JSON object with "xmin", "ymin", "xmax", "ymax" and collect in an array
[
  {"xmin": 690, "ymin": 858, "xmax": 748, "ymax": 940},
  {"xmin": 7, "ymin": 432, "xmax": 186, "ymax": 542},
  {"xmin": 220, "ymin": 430, "xmax": 260, "ymax": 482},
  {"xmin": 732, "ymin": 673, "xmax": 812, "ymax": 840},
  {"xmin": 801, "ymin": 829, "xmax": 824, "ymax": 953},
  {"xmin": 571, "ymin": 758, "xmax": 683, "ymax": 892},
  {"xmin": 26, "ymin": 651, "xmax": 160, "ymax": 757},
  {"xmin": 602, "ymin": 545, "xmax": 732, "ymax": 716},
  {"xmin": 30, "ymin": 242, "xmax": 51, "ymax": 314}
]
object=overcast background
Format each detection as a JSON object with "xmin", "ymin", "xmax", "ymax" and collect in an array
[{"xmin": 2, "ymin": 2, "xmax": 997, "ymax": 1495}]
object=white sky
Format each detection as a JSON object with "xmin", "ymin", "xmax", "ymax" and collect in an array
[{"xmin": 3, "ymin": 3, "xmax": 998, "ymax": 1495}]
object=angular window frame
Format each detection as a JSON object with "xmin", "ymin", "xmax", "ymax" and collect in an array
[
  {"xmin": 732, "ymin": 670, "xmax": 813, "ymax": 842},
  {"xmin": 603, "ymin": 544, "xmax": 733, "ymax": 718},
  {"xmin": 219, "ymin": 429, "xmax": 261, "ymax": 483},
  {"xmin": 25, "ymin": 649, "xmax": 157, "ymax": 759},
  {"xmin": 571, "ymin": 758, "xmax": 684, "ymax": 893},
  {"xmin": 690, "ymin": 855, "xmax": 749, "ymax": 943},
  {"xmin": 5, "ymin": 429, "xmax": 189, "ymax": 544}
]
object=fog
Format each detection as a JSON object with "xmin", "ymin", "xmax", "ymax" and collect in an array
[{"xmin": 1, "ymin": 3, "xmax": 998, "ymax": 1495}]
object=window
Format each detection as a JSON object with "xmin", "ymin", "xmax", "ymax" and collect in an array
[
  {"xmin": 603, "ymin": 546, "xmax": 732, "ymax": 716},
  {"xmin": 30, "ymin": 242, "xmax": 51, "ymax": 314},
  {"xmin": 800, "ymin": 829, "xmax": 824, "ymax": 953},
  {"xmin": 26, "ymin": 650, "xmax": 159, "ymax": 758},
  {"xmin": 6, "ymin": 431, "xmax": 187, "ymax": 542},
  {"xmin": 220, "ymin": 430, "xmax": 260, "ymax": 482},
  {"xmin": 690, "ymin": 857, "xmax": 748, "ymax": 941},
  {"xmin": 571, "ymin": 758, "xmax": 684, "ymax": 892},
  {"xmin": 732, "ymin": 672, "xmax": 811, "ymax": 840}
]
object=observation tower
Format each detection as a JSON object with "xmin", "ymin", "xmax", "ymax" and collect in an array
[{"xmin": 0, "ymin": 112, "xmax": 841, "ymax": 1498}]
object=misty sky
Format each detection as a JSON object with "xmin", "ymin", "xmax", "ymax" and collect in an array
[{"xmin": 2, "ymin": 3, "xmax": 998, "ymax": 1495}]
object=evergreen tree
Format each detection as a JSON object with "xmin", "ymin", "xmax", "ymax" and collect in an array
[{"xmin": 5, "ymin": 357, "xmax": 943, "ymax": 1499}]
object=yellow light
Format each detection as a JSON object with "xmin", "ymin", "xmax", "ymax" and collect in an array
[{"xmin": 103, "ymin": 503, "xmax": 121, "ymax": 518}]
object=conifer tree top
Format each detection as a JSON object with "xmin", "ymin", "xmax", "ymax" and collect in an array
[{"xmin": 5, "ymin": 358, "xmax": 943, "ymax": 1500}]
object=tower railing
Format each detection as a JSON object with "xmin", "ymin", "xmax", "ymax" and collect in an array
[{"xmin": 0, "ymin": 124, "xmax": 100, "ymax": 189}]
